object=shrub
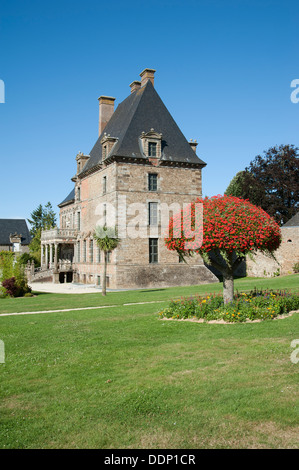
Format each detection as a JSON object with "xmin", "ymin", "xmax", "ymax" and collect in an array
[
  {"xmin": 2, "ymin": 275, "xmax": 32, "ymax": 298},
  {"xmin": 293, "ymin": 262, "xmax": 299, "ymax": 274},
  {"xmin": 159, "ymin": 289, "xmax": 299, "ymax": 323}
]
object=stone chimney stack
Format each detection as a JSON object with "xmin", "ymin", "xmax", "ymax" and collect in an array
[
  {"xmin": 98, "ymin": 96, "xmax": 115, "ymax": 136},
  {"xmin": 189, "ymin": 139, "xmax": 198, "ymax": 153},
  {"xmin": 130, "ymin": 80, "xmax": 141, "ymax": 93},
  {"xmin": 140, "ymin": 68, "xmax": 156, "ymax": 87}
]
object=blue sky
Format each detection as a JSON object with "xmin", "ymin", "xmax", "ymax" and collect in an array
[{"xmin": 0, "ymin": 0, "xmax": 298, "ymax": 222}]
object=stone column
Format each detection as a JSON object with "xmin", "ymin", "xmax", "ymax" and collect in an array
[
  {"xmin": 41, "ymin": 244, "xmax": 45, "ymax": 268},
  {"xmin": 49, "ymin": 244, "xmax": 53, "ymax": 269},
  {"xmin": 54, "ymin": 243, "xmax": 58, "ymax": 271},
  {"xmin": 45, "ymin": 244, "xmax": 49, "ymax": 269}
]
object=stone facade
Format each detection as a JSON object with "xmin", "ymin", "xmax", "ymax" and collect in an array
[{"xmin": 41, "ymin": 68, "xmax": 218, "ymax": 288}]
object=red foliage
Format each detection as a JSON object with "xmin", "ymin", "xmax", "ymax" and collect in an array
[
  {"xmin": 165, "ymin": 195, "xmax": 281, "ymax": 255},
  {"xmin": 2, "ymin": 277, "xmax": 19, "ymax": 297}
]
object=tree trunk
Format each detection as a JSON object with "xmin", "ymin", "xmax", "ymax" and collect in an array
[
  {"xmin": 222, "ymin": 268, "xmax": 234, "ymax": 303},
  {"xmin": 102, "ymin": 252, "xmax": 107, "ymax": 296}
]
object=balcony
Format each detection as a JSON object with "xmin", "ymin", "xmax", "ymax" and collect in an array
[{"xmin": 41, "ymin": 228, "xmax": 78, "ymax": 243}]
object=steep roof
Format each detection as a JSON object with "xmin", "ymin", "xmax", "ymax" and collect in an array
[
  {"xmin": 58, "ymin": 188, "xmax": 75, "ymax": 207},
  {"xmin": 283, "ymin": 212, "xmax": 299, "ymax": 227},
  {"xmin": 81, "ymin": 80, "xmax": 206, "ymax": 175},
  {"xmin": 0, "ymin": 219, "xmax": 31, "ymax": 245}
]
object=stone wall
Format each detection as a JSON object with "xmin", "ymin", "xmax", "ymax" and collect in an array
[{"xmin": 246, "ymin": 226, "xmax": 299, "ymax": 277}]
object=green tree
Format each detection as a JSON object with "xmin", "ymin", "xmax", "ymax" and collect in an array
[
  {"xmin": 225, "ymin": 145, "xmax": 299, "ymax": 225},
  {"xmin": 165, "ymin": 196, "xmax": 281, "ymax": 303},
  {"xmin": 94, "ymin": 225, "xmax": 120, "ymax": 296},
  {"xmin": 28, "ymin": 202, "xmax": 57, "ymax": 237},
  {"xmin": 225, "ymin": 171, "xmax": 246, "ymax": 198},
  {"xmin": 27, "ymin": 203, "xmax": 57, "ymax": 266}
]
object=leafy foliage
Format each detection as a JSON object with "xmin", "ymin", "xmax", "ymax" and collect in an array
[
  {"xmin": 226, "ymin": 145, "xmax": 299, "ymax": 225},
  {"xmin": 0, "ymin": 253, "xmax": 32, "ymax": 297},
  {"xmin": 159, "ymin": 289, "xmax": 299, "ymax": 323},
  {"xmin": 28, "ymin": 202, "xmax": 57, "ymax": 237},
  {"xmin": 165, "ymin": 195, "xmax": 281, "ymax": 302}
]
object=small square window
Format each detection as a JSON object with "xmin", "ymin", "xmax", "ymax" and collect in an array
[{"xmin": 148, "ymin": 173, "xmax": 158, "ymax": 191}]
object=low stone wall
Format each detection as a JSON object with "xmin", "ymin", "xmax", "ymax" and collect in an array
[{"xmin": 246, "ymin": 226, "xmax": 299, "ymax": 277}]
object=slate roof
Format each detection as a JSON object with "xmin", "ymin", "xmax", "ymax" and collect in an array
[
  {"xmin": 0, "ymin": 219, "xmax": 31, "ymax": 245},
  {"xmin": 58, "ymin": 188, "xmax": 75, "ymax": 207},
  {"xmin": 283, "ymin": 212, "xmax": 299, "ymax": 227},
  {"xmin": 81, "ymin": 79, "xmax": 206, "ymax": 175}
]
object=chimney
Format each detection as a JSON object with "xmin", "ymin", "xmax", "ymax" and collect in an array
[
  {"xmin": 130, "ymin": 80, "xmax": 141, "ymax": 93},
  {"xmin": 189, "ymin": 139, "xmax": 198, "ymax": 153},
  {"xmin": 98, "ymin": 96, "xmax": 115, "ymax": 136},
  {"xmin": 140, "ymin": 68, "xmax": 156, "ymax": 87}
]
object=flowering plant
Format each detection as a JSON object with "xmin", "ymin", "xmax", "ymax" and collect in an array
[{"xmin": 165, "ymin": 195, "xmax": 281, "ymax": 302}]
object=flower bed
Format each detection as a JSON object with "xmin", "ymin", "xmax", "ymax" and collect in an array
[{"xmin": 158, "ymin": 289, "xmax": 299, "ymax": 323}]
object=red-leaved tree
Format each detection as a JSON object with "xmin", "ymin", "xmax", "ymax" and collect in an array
[{"xmin": 165, "ymin": 195, "xmax": 281, "ymax": 303}]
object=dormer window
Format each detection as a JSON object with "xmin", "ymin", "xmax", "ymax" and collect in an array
[
  {"xmin": 148, "ymin": 142, "xmax": 157, "ymax": 157},
  {"xmin": 76, "ymin": 152, "xmax": 90, "ymax": 175},
  {"xmin": 140, "ymin": 129, "xmax": 162, "ymax": 160},
  {"xmin": 101, "ymin": 133, "xmax": 118, "ymax": 160}
]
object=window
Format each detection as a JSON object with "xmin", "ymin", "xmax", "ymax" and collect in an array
[
  {"xmin": 77, "ymin": 212, "xmax": 81, "ymax": 231},
  {"xmin": 83, "ymin": 240, "xmax": 86, "ymax": 262},
  {"xmin": 149, "ymin": 238, "xmax": 158, "ymax": 264},
  {"xmin": 96, "ymin": 245, "xmax": 101, "ymax": 263},
  {"xmin": 77, "ymin": 241, "xmax": 80, "ymax": 262},
  {"xmin": 148, "ymin": 142, "xmax": 157, "ymax": 157},
  {"xmin": 106, "ymin": 251, "xmax": 112, "ymax": 263},
  {"xmin": 149, "ymin": 202, "xmax": 158, "ymax": 226},
  {"xmin": 13, "ymin": 242, "xmax": 20, "ymax": 252},
  {"xmin": 103, "ymin": 176, "xmax": 107, "ymax": 194},
  {"xmin": 148, "ymin": 173, "xmax": 158, "ymax": 191},
  {"xmin": 103, "ymin": 145, "xmax": 107, "ymax": 158},
  {"xmin": 97, "ymin": 276, "xmax": 101, "ymax": 286},
  {"xmin": 106, "ymin": 276, "xmax": 110, "ymax": 288},
  {"xmin": 77, "ymin": 187, "xmax": 81, "ymax": 201},
  {"xmin": 90, "ymin": 240, "xmax": 94, "ymax": 263}
]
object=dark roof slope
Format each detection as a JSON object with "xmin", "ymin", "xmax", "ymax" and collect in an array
[
  {"xmin": 0, "ymin": 219, "xmax": 31, "ymax": 245},
  {"xmin": 82, "ymin": 80, "xmax": 206, "ymax": 174},
  {"xmin": 283, "ymin": 212, "xmax": 299, "ymax": 227},
  {"xmin": 58, "ymin": 188, "xmax": 75, "ymax": 207}
]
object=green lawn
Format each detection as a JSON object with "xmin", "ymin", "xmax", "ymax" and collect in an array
[{"xmin": 0, "ymin": 275, "xmax": 298, "ymax": 448}]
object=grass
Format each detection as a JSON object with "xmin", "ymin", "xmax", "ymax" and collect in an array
[{"xmin": 0, "ymin": 275, "xmax": 298, "ymax": 448}]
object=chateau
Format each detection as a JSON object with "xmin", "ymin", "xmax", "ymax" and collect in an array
[{"xmin": 41, "ymin": 68, "xmax": 217, "ymax": 288}]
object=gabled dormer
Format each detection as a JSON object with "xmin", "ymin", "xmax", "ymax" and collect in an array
[
  {"xmin": 140, "ymin": 129, "xmax": 162, "ymax": 164},
  {"xmin": 76, "ymin": 152, "xmax": 90, "ymax": 174},
  {"xmin": 100, "ymin": 133, "xmax": 118, "ymax": 161}
]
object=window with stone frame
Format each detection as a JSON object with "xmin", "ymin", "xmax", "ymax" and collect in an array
[
  {"xmin": 83, "ymin": 240, "xmax": 87, "ymax": 262},
  {"xmin": 148, "ymin": 202, "xmax": 158, "ymax": 226},
  {"xmin": 77, "ymin": 241, "xmax": 81, "ymax": 262},
  {"xmin": 140, "ymin": 129, "xmax": 162, "ymax": 158},
  {"xmin": 90, "ymin": 239, "xmax": 94, "ymax": 263},
  {"xmin": 103, "ymin": 176, "xmax": 107, "ymax": 195},
  {"xmin": 149, "ymin": 238, "xmax": 158, "ymax": 264},
  {"xmin": 148, "ymin": 173, "xmax": 158, "ymax": 191},
  {"xmin": 148, "ymin": 141, "xmax": 157, "ymax": 157}
]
